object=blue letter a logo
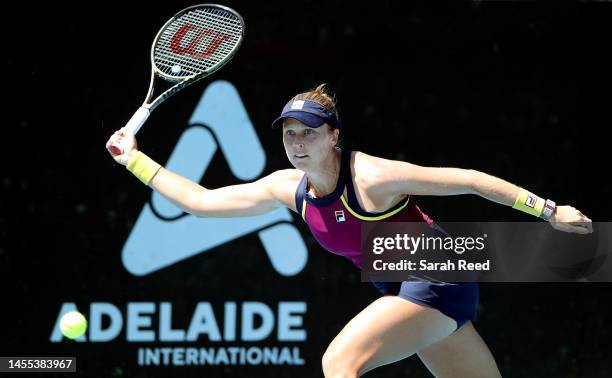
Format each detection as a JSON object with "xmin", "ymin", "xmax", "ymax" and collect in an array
[{"xmin": 122, "ymin": 81, "xmax": 308, "ymax": 276}]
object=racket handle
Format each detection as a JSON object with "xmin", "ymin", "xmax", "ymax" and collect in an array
[
  {"xmin": 109, "ymin": 107, "xmax": 151, "ymax": 156},
  {"xmin": 125, "ymin": 106, "xmax": 151, "ymax": 134}
]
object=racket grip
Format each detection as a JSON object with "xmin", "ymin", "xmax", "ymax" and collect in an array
[
  {"xmin": 109, "ymin": 107, "xmax": 151, "ymax": 156},
  {"xmin": 125, "ymin": 106, "xmax": 151, "ymax": 134}
]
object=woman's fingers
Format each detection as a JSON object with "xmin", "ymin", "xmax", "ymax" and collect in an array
[
  {"xmin": 106, "ymin": 134, "xmax": 126, "ymax": 158},
  {"xmin": 571, "ymin": 225, "xmax": 591, "ymax": 234},
  {"xmin": 108, "ymin": 134, "xmax": 122, "ymax": 147},
  {"xmin": 572, "ymin": 211, "xmax": 593, "ymax": 233},
  {"xmin": 561, "ymin": 221, "xmax": 593, "ymax": 234},
  {"xmin": 578, "ymin": 220, "xmax": 594, "ymax": 233}
]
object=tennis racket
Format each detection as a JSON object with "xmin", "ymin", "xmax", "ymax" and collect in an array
[{"xmin": 108, "ymin": 4, "xmax": 245, "ymax": 156}]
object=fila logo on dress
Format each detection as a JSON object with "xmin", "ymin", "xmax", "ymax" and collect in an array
[{"xmin": 334, "ymin": 210, "xmax": 346, "ymax": 222}]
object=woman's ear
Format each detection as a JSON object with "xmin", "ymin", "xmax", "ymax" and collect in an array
[{"xmin": 332, "ymin": 128, "xmax": 340, "ymax": 146}]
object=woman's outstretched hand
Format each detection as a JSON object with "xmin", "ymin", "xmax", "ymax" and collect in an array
[
  {"xmin": 106, "ymin": 128, "xmax": 138, "ymax": 166},
  {"xmin": 549, "ymin": 205, "xmax": 593, "ymax": 234}
]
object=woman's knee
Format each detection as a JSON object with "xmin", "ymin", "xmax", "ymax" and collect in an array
[
  {"xmin": 417, "ymin": 322, "xmax": 501, "ymax": 378},
  {"xmin": 322, "ymin": 344, "xmax": 359, "ymax": 378}
]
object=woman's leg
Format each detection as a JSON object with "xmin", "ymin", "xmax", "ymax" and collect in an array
[
  {"xmin": 417, "ymin": 321, "xmax": 502, "ymax": 378},
  {"xmin": 321, "ymin": 295, "xmax": 457, "ymax": 378}
]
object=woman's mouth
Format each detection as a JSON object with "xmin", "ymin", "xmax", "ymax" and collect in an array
[{"xmin": 294, "ymin": 154, "xmax": 309, "ymax": 159}]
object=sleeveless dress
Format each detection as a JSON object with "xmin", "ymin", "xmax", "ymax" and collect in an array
[{"xmin": 295, "ymin": 149, "xmax": 478, "ymax": 328}]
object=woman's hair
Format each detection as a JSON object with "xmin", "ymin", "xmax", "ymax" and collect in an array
[{"xmin": 292, "ymin": 83, "xmax": 340, "ymax": 125}]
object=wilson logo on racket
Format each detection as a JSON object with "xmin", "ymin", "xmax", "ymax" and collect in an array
[{"xmin": 171, "ymin": 24, "xmax": 232, "ymax": 59}]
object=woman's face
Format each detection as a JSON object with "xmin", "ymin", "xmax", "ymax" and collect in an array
[{"xmin": 282, "ymin": 118, "xmax": 338, "ymax": 171}]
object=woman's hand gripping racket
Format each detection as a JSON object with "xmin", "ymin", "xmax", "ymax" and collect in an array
[{"xmin": 107, "ymin": 4, "xmax": 245, "ymax": 156}]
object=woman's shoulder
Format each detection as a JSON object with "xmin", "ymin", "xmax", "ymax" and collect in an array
[
  {"xmin": 263, "ymin": 169, "xmax": 304, "ymax": 213},
  {"xmin": 261, "ymin": 169, "xmax": 304, "ymax": 194},
  {"xmin": 349, "ymin": 150, "xmax": 411, "ymax": 209},
  {"xmin": 267, "ymin": 168, "xmax": 304, "ymax": 183},
  {"xmin": 351, "ymin": 150, "xmax": 417, "ymax": 189},
  {"xmin": 351, "ymin": 151, "xmax": 400, "ymax": 178}
]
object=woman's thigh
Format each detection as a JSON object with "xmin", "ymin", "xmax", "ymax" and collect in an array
[
  {"xmin": 322, "ymin": 295, "xmax": 457, "ymax": 376},
  {"xmin": 417, "ymin": 321, "xmax": 502, "ymax": 378}
]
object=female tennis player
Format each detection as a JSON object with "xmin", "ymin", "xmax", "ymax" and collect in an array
[{"xmin": 106, "ymin": 84, "xmax": 592, "ymax": 377}]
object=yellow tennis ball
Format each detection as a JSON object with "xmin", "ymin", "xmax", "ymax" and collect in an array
[{"xmin": 60, "ymin": 311, "xmax": 87, "ymax": 339}]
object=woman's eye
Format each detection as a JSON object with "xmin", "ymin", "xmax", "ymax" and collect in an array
[{"xmin": 305, "ymin": 129, "xmax": 313, "ymax": 135}]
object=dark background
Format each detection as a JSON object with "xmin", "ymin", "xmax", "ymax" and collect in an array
[{"xmin": 2, "ymin": 1, "xmax": 611, "ymax": 377}]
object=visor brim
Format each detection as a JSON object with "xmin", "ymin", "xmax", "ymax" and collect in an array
[{"xmin": 272, "ymin": 111, "xmax": 327, "ymax": 129}]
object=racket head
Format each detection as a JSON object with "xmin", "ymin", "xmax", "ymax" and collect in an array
[{"xmin": 150, "ymin": 4, "xmax": 245, "ymax": 83}]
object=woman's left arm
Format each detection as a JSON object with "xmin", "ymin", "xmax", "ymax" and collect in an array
[
  {"xmin": 380, "ymin": 160, "xmax": 593, "ymax": 234},
  {"xmin": 468, "ymin": 169, "xmax": 592, "ymax": 234}
]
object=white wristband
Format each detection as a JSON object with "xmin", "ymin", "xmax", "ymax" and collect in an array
[{"xmin": 540, "ymin": 199, "xmax": 556, "ymax": 221}]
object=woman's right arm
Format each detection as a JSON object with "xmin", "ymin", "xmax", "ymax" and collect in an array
[
  {"xmin": 106, "ymin": 129, "xmax": 298, "ymax": 217},
  {"xmin": 150, "ymin": 166, "xmax": 297, "ymax": 217}
]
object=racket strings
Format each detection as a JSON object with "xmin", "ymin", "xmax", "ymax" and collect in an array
[
  {"xmin": 154, "ymin": 7, "xmax": 243, "ymax": 79},
  {"xmin": 167, "ymin": 12, "xmax": 237, "ymax": 66},
  {"xmin": 156, "ymin": 8, "xmax": 241, "ymax": 68},
  {"xmin": 183, "ymin": 10, "xmax": 240, "ymax": 57}
]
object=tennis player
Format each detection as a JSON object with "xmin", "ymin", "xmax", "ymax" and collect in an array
[{"xmin": 106, "ymin": 84, "xmax": 592, "ymax": 377}]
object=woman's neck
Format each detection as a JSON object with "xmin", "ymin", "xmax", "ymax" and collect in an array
[{"xmin": 307, "ymin": 149, "xmax": 342, "ymax": 198}]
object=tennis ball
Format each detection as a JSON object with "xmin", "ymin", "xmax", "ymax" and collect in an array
[{"xmin": 60, "ymin": 311, "xmax": 87, "ymax": 339}]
